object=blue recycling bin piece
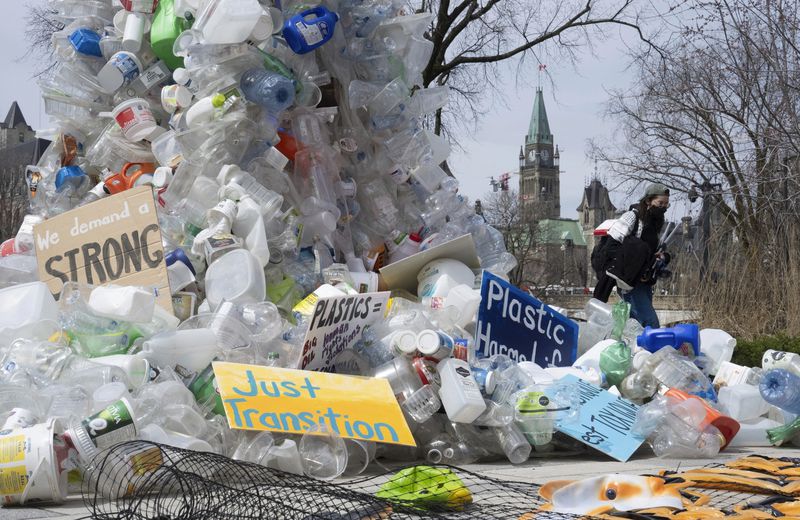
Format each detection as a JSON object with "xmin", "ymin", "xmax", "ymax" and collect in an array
[{"xmin": 636, "ymin": 323, "xmax": 700, "ymax": 357}]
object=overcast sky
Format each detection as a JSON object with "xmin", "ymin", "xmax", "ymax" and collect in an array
[{"xmin": 1, "ymin": 3, "xmax": 681, "ymax": 221}]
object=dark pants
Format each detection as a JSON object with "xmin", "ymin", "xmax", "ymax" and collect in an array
[
  {"xmin": 621, "ymin": 284, "xmax": 660, "ymax": 328},
  {"xmin": 594, "ymin": 272, "xmax": 616, "ymax": 303}
]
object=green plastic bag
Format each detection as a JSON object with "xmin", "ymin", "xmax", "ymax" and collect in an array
[
  {"xmin": 376, "ymin": 466, "xmax": 472, "ymax": 510},
  {"xmin": 599, "ymin": 301, "xmax": 632, "ymax": 388}
]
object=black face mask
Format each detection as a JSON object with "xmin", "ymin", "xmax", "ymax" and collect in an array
[{"xmin": 648, "ymin": 206, "xmax": 667, "ymax": 217}]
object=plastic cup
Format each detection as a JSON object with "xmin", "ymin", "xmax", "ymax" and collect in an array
[
  {"xmin": 0, "ymin": 420, "xmax": 69, "ymax": 505},
  {"xmin": 299, "ymin": 424, "xmax": 348, "ymax": 481},
  {"xmin": 342, "ymin": 439, "xmax": 375, "ymax": 477},
  {"xmin": 111, "ymin": 98, "xmax": 157, "ymax": 141}
]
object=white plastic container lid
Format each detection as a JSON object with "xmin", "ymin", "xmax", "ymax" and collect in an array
[
  {"xmin": 416, "ymin": 330, "xmax": 442, "ymax": 356},
  {"xmin": 390, "ymin": 330, "xmax": 418, "ymax": 355}
]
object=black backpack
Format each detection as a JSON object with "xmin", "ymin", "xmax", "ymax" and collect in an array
[{"xmin": 590, "ymin": 210, "xmax": 640, "ymax": 275}]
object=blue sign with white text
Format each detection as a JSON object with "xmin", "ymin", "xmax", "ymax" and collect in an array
[
  {"xmin": 555, "ymin": 375, "xmax": 645, "ymax": 462},
  {"xmin": 474, "ymin": 271, "xmax": 578, "ymax": 367}
]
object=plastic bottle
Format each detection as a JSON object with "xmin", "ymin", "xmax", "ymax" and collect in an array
[
  {"xmin": 493, "ymin": 422, "xmax": 532, "ymax": 464},
  {"xmin": 193, "ymin": 0, "xmax": 263, "ymax": 44},
  {"xmin": 759, "ymin": 369, "xmax": 800, "ymax": 414},
  {"xmin": 699, "ymin": 329, "xmax": 736, "ymax": 375},
  {"xmin": 639, "ymin": 348, "xmax": 716, "ymax": 401},
  {"xmin": 282, "ymin": 6, "xmax": 339, "ymax": 54},
  {"xmin": 762, "ymin": 350, "xmax": 800, "ymax": 376},
  {"xmin": 436, "ymin": 358, "xmax": 486, "ymax": 423},
  {"xmin": 637, "ymin": 324, "xmax": 700, "ymax": 357},
  {"xmin": 185, "ymin": 93, "xmax": 225, "ymax": 127},
  {"xmin": 217, "ymin": 164, "xmax": 284, "ymax": 217},
  {"xmin": 619, "ymin": 371, "xmax": 658, "ymax": 402},
  {"xmin": 240, "ymin": 68, "xmax": 296, "ymax": 114}
]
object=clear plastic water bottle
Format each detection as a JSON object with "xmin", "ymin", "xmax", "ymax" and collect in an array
[{"xmin": 240, "ymin": 68, "xmax": 296, "ymax": 114}]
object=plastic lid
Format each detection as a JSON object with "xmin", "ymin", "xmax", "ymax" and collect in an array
[
  {"xmin": 92, "ymin": 382, "xmax": 128, "ymax": 405},
  {"xmin": 416, "ymin": 330, "xmax": 440, "ymax": 356},
  {"xmin": 152, "ymin": 166, "xmax": 173, "ymax": 188},
  {"xmin": 250, "ymin": 13, "xmax": 274, "ymax": 41},
  {"xmin": 391, "ymin": 330, "xmax": 418, "ymax": 355},
  {"xmin": 264, "ymin": 147, "xmax": 289, "ymax": 171},
  {"xmin": 211, "ymin": 94, "xmax": 226, "ymax": 108},
  {"xmin": 69, "ymin": 29, "xmax": 103, "ymax": 57},
  {"xmin": 65, "ymin": 421, "xmax": 99, "ymax": 464},
  {"xmin": 55, "ymin": 166, "xmax": 88, "ymax": 191}
]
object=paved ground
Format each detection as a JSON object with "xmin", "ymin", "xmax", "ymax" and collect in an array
[{"xmin": 4, "ymin": 445, "xmax": 793, "ymax": 519}]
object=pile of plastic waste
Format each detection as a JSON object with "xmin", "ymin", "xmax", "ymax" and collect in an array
[{"xmin": 1, "ymin": 0, "xmax": 799, "ymax": 508}]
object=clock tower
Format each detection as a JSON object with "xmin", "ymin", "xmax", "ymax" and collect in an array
[{"xmin": 519, "ymin": 87, "xmax": 560, "ymax": 219}]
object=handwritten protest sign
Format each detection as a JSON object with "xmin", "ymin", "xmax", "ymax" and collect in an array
[
  {"xmin": 213, "ymin": 361, "xmax": 416, "ymax": 446},
  {"xmin": 299, "ymin": 291, "xmax": 390, "ymax": 372},
  {"xmin": 33, "ymin": 186, "xmax": 172, "ymax": 311},
  {"xmin": 555, "ymin": 375, "xmax": 645, "ymax": 462},
  {"xmin": 475, "ymin": 271, "xmax": 577, "ymax": 366}
]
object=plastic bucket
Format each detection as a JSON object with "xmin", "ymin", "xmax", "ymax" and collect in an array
[
  {"xmin": 98, "ymin": 51, "xmax": 143, "ymax": 93},
  {"xmin": 0, "ymin": 420, "xmax": 69, "ymax": 505},
  {"xmin": 112, "ymin": 98, "xmax": 156, "ymax": 141}
]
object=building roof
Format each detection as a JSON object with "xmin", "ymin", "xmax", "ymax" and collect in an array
[
  {"xmin": 1, "ymin": 102, "xmax": 29, "ymax": 130},
  {"xmin": 526, "ymin": 88, "xmax": 552, "ymax": 146},
  {"xmin": 537, "ymin": 218, "xmax": 587, "ymax": 247},
  {"xmin": 577, "ymin": 179, "xmax": 616, "ymax": 212}
]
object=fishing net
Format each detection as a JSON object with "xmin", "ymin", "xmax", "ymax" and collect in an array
[{"xmin": 81, "ymin": 442, "xmax": 800, "ymax": 520}]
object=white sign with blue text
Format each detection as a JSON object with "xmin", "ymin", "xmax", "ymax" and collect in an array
[{"xmin": 474, "ymin": 271, "xmax": 577, "ymax": 366}]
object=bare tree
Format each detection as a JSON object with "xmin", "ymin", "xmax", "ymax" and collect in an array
[
  {"xmin": 595, "ymin": 0, "xmax": 800, "ymax": 253},
  {"xmin": 23, "ymin": 3, "xmax": 63, "ymax": 77},
  {"xmin": 415, "ymin": 0, "xmax": 657, "ymax": 137},
  {"xmin": 595, "ymin": 0, "xmax": 800, "ymax": 334}
]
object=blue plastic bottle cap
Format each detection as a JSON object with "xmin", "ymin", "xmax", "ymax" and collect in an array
[
  {"xmin": 54, "ymin": 166, "xmax": 88, "ymax": 192},
  {"xmin": 69, "ymin": 29, "xmax": 103, "ymax": 57}
]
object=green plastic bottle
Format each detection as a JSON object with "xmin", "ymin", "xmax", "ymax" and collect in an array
[
  {"xmin": 150, "ymin": 0, "xmax": 187, "ymax": 70},
  {"xmin": 599, "ymin": 301, "xmax": 633, "ymax": 388}
]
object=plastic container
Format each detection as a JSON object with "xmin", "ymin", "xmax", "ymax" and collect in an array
[
  {"xmin": 193, "ymin": 0, "xmax": 263, "ymax": 44},
  {"xmin": 150, "ymin": 0, "xmax": 186, "ymax": 69},
  {"xmin": 161, "ymin": 84, "xmax": 193, "ymax": 113},
  {"xmin": 494, "ymin": 422, "xmax": 532, "ymax": 464},
  {"xmin": 98, "ymin": 51, "xmax": 143, "ymax": 93},
  {"xmin": 401, "ymin": 384, "xmax": 441, "ymax": 423},
  {"xmin": 139, "ymin": 328, "xmax": 219, "ymax": 373},
  {"xmin": 718, "ymin": 384, "xmax": 769, "ymax": 422},
  {"xmin": 370, "ymin": 357, "xmax": 423, "ymax": 401},
  {"xmin": 763, "ymin": 349, "xmax": 800, "ymax": 376},
  {"xmin": 205, "ymin": 249, "xmax": 267, "ymax": 309},
  {"xmin": 298, "ymin": 424, "xmax": 348, "ymax": 481},
  {"xmin": 728, "ymin": 418, "xmax": 782, "ymax": 447},
  {"xmin": 699, "ymin": 329, "xmax": 736, "ymax": 375},
  {"xmin": 0, "ymin": 420, "xmax": 69, "ymax": 505},
  {"xmin": 282, "ymin": 6, "xmax": 339, "ymax": 54},
  {"xmin": 417, "ymin": 258, "xmax": 474, "ymax": 297},
  {"xmin": 416, "ymin": 330, "xmax": 454, "ymax": 360},
  {"xmin": 0, "ymin": 282, "xmax": 59, "ymax": 335},
  {"xmin": 87, "ymin": 285, "xmax": 156, "ymax": 323},
  {"xmin": 389, "ymin": 330, "xmax": 418, "ymax": 356},
  {"xmin": 64, "ymin": 399, "xmax": 139, "ymax": 464},
  {"xmin": 111, "ymin": 98, "xmax": 157, "ymax": 141},
  {"xmin": 437, "ymin": 358, "xmax": 486, "ymax": 423},
  {"xmin": 637, "ymin": 324, "xmax": 700, "ymax": 357},
  {"xmin": 91, "ymin": 355, "xmax": 153, "ymax": 389}
]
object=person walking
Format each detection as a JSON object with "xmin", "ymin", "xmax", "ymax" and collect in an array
[{"xmin": 600, "ymin": 183, "xmax": 671, "ymax": 328}]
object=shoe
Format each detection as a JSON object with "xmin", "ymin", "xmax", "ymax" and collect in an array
[{"xmin": 605, "ymin": 269, "xmax": 633, "ymax": 291}]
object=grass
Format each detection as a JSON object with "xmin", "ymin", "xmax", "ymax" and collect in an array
[{"xmin": 732, "ymin": 334, "xmax": 800, "ymax": 368}]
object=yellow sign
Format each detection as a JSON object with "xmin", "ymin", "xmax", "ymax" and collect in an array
[
  {"xmin": 33, "ymin": 186, "xmax": 172, "ymax": 311},
  {"xmin": 213, "ymin": 361, "xmax": 416, "ymax": 446}
]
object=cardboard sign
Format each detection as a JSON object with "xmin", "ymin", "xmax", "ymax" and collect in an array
[
  {"xmin": 474, "ymin": 271, "xmax": 577, "ymax": 366},
  {"xmin": 213, "ymin": 361, "xmax": 416, "ymax": 446},
  {"xmin": 379, "ymin": 234, "xmax": 480, "ymax": 295},
  {"xmin": 555, "ymin": 375, "xmax": 645, "ymax": 462},
  {"xmin": 299, "ymin": 291, "xmax": 390, "ymax": 372},
  {"xmin": 33, "ymin": 186, "xmax": 172, "ymax": 311}
]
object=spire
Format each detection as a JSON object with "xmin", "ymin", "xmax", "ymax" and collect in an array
[
  {"xmin": 526, "ymin": 87, "xmax": 552, "ymax": 146},
  {"xmin": 2, "ymin": 102, "xmax": 27, "ymax": 129}
]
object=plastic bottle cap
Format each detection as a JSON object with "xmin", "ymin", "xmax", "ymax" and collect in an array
[
  {"xmin": 211, "ymin": 94, "xmax": 226, "ymax": 108},
  {"xmin": 391, "ymin": 330, "xmax": 417, "ymax": 355},
  {"xmin": 152, "ymin": 166, "xmax": 173, "ymax": 188},
  {"xmin": 54, "ymin": 166, "xmax": 88, "ymax": 192},
  {"xmin": 264, "ymin": 147, "xmax": 289, "ymax": 171},
  {"xmin": 416, "ymin": 330, "xmax": 441, "ymax": 356}
]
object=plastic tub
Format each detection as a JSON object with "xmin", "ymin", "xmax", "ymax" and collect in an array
[
  {"xmin": 111, "ymin": 98, "xmax": 157, "ymax": 141},
  {"xmin": 0, "ymin": 420, "xmax": 70, "ymax": 505}
]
